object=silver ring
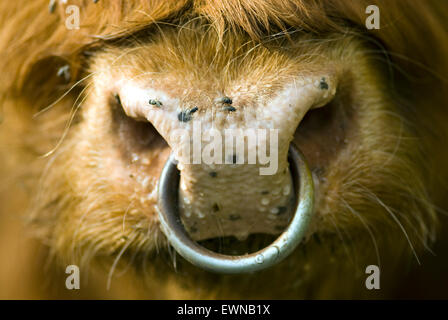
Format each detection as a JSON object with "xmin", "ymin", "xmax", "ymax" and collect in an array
[{"xmin": 157, "ymin": 143, "xmax": 314, "ymax": 274}]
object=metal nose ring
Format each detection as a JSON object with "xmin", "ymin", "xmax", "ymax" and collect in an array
[{"xmin": 157, "ymin": 143, "xmax": 314, "ymax": 274}]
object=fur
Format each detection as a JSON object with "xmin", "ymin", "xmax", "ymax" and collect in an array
[{"xmin": 1, "ymin": 0, "xmax": 448, "ymax": 299}]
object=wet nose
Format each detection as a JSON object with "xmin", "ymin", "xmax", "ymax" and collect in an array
[
  {"xmin": 119, "ymin": 75, "xmax": 336, "ymax": 241},
  {"xmin": 175, "ymin": 119, "xmax": 293, "ymax": 241},
  {"xmin": 157, "ymin": 142, "xmax": 315, "ymax": 273}
]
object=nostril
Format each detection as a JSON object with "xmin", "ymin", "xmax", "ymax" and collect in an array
[
  {"xmin": 293, "ymin": 89, "xmax": 353, "ymax": 169},
  {"xmin": 111, "ymin": 93, "xmax": 169, "ymax": 150},
  {"xmin": 296, "ymin": 100, "xmax": 335, "ymax": 137}
]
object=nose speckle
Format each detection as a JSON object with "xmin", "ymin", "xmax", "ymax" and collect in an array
[
  {"xmin": 215, "ymin": 96, "xmax": 233, "ymax": 104},
  {"xmin": 282, "ymin": 185, "xmax": 291, "ymax": 196},
  {"xmin": 229, "ymin": 214, "xmax": 241, "ymax": 221},
  {"xmin": 223, "ymin": 106, "xmax": 236, "ymax": 112},
  {"xmin": 319, "ymin": 77, "xmax": 329, "ymax": 90},
  {"xmin": 178, "ymin": 106, "xmax": 199, "ymax": 122},
  {"xmin": 189, "ymin": 106, "xmax": 199, "ymax": 113},
  {"xmin": 148, "ymin": 99, "xmax": 163, "ymax": 107},
  {"xmin": 270, "ymin": 207, "xmax": 279, "ymax": 214},
  {"xmin": 277, "ymin": 206, "xmax": 287, "ymax": 215}
]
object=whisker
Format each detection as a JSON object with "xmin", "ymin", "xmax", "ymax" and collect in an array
[
  {"xmin": 40, "ymin": 83, "xmax": 92, "ymax": 158},
  {"xmin": 32, "ymin": 72, "xmax": 96, "ymax": 118},
  {"xmin": 357, "ymin": 184, "xmax": 421, "ymax": 265},
  {"xmin": 107, "ymin": 232, "xmax": 136, "ymax": 290},
  {"xmin": 326, "ymin": 213, "xmax": 357, "ymax": 268},
  {"xmin": 341, "ymin": 198, "xmax": 381, "ymax": 269},
  {"xmin": 122, "ymin": 200, "xmax": 136, "ymax": 233}
]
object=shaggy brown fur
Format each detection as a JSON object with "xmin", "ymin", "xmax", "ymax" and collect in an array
[{"xmin": 1, "ymin": 0, "xmax": 448, "ymax": 299}]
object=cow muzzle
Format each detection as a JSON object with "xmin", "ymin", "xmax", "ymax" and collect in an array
[{"xmin": 157, "ymin": 143, "xmax": 314, "ymax": 274}]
